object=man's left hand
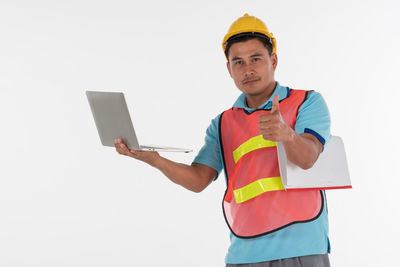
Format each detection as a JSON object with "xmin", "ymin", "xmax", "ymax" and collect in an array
[{"xmin": 258, "ymin": 94, "xmax": 294, "ymax": 142}]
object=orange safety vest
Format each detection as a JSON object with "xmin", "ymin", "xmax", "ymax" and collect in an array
[{"xmin": 219, "ymin": 89, "xmax": 324, "ymax": 238}]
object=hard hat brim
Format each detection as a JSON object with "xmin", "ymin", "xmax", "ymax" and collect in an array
[
  {"xmin": 223, "ymin": 32, "xmax": 273, "ymax": 49},
  {"xmin": 223, "ymin": 32, "xmax": 277, "ymax": 58}
]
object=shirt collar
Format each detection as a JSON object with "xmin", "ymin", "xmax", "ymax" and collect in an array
[{"xmin": 232, "ymin": 81, "xmax": 290, "ymax": 112}]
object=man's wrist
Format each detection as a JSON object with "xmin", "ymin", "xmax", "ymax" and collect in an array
[
  {"xmin": 149, "ymin": 154, "xmax": 163, "ymax": 168},
  {"xmin": 282, "ymin": 125, "xmax": 296, "ymax": 144}
]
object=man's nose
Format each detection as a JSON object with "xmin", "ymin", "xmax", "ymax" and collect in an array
[{"xmin": 243, "ymin": 63, "xmax": 255, "ymax": 77}]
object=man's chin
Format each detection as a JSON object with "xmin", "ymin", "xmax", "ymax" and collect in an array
[{"xmin": 239, "ymin": 87, "xmax": 264, "ymax": 96}]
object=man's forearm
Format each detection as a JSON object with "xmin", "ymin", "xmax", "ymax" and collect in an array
[
  {"xmin": 114, "ymin": 138, "xmax": 216, "ymax": 192},
  {"xmin": 151, "ymin": 157, "xmax": 216, "ymax": 193},
  {"xmin": 281, "ymin": 132, "xmax": 322, "ymax": 170}
]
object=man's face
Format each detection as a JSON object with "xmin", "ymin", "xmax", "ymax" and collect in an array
[{"xmin": 227, "ymin": 38, "xmax": 277, "ymax": 97}]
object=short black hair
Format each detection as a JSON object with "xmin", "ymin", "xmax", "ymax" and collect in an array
[{"xmin": 224, "ymin": 32, "xmax": 273, "ymax": 60}]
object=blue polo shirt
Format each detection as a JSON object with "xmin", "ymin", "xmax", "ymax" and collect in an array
[{"xmin": 193, "ymin": 82, "xmax": 331, "ymax": 264}]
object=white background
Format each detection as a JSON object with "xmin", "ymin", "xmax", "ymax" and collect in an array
[{"xmin": 0, "ymin": 0, "xmax": 399, "ymax": 266}]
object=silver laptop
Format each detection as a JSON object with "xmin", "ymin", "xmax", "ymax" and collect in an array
[{"xmin": 86, "ymin": 91, "xmax": 192, "ymax": 153}]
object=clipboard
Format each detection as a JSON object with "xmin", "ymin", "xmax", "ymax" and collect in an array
[{"xmin": 277, "ymin": 136, "xmax": 352, "ymax": 190}]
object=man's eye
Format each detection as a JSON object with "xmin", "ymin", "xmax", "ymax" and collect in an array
[
  {"xmin": 235, "ymin": 61, "xmax": 242, "ymax": 65},
  {"xmin": 253, "ymin": 58, "xmax": 260, "ymax": 62}
]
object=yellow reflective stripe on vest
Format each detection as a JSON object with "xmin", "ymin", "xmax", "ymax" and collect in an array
[
  {"xmin": 233, "ymin": 177, "xmax": 285, "ymax": 204},
  {"xmin": 232, "ymin": 135, "xmax": 277, "ymax": 163}
]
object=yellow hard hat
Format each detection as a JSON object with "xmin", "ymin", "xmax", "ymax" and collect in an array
[{"xmin": 222, "ymin": 13, "xmax": 277, "ymax": 56}]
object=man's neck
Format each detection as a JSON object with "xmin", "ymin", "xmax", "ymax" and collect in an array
[{"xmin": 245, "ymin": 81, "xmax": 277, "ymax": 109}]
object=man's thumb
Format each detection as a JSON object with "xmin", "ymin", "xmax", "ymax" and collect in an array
[{"xmin": 271, "ymin": 94, "xmax": 280, "ymax": 113}]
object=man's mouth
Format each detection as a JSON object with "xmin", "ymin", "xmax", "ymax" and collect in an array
[{"xmin": 243, "ymin": 77, "xmax": 260, "ymax": 85}]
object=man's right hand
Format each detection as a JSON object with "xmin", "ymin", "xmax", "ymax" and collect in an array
[{"xmin": 114, "ymin": 138, "xmax": 160, "ymax": 167}]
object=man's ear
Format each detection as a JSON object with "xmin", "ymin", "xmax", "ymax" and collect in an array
[
  {"xmin": 226, "ymin": 61, "xmax": 233, "ymax": 78},
  {"xmin": 271, "ymin": 53, "xmax": 278, "ymax": 70}
]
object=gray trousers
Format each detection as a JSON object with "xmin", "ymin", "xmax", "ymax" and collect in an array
[{"xmin": 226, "ymin": 254, "xmax": 330, "ymax": 267}]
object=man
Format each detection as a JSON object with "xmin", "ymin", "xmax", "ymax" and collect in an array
[{"xmin": 115, "ymin": 13, "xmax": 331, "ymax": 267}]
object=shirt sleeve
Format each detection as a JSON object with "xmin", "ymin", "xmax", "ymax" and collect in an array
[
  {"xmin": 294, "ymin": 91, "xmax": 332, "ymax": 148},
  {"xmin": 192, "ymin": 114, "xmax": 223, "ymax": 179}
]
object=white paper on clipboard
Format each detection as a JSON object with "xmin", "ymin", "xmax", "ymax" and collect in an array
[{"xmin": 277, "ymin": 135, "xmax": 352, "ymax": 190}]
